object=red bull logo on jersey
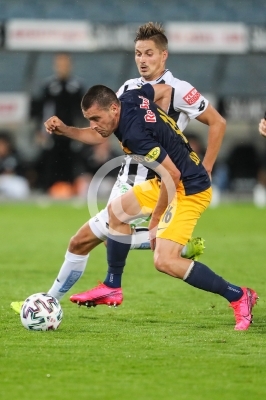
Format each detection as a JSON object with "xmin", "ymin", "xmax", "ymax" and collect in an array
[
  {"xmin": 144, "ymin": 147, "xmax": 160, "ymax": 162},
  {"xmin": 183, "ymin": 88, "xmax": 200, "ymax": 105},
  {"xmin": 138, "ymin": 95, "xmax": 157, "ymax": 122},
  {"xmin": 139, "ymin": 95, "xmax": 150, "ymax": 109},
  {"xmin": 144, "ymin": 109, "xmax": 156, "ymax": 123}
]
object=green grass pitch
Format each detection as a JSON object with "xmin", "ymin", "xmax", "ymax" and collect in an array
[{"xmin": 0, "ymin": 202, "xmax": 266, "ymax": 400}]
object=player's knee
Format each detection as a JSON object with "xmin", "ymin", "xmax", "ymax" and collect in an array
[
  {"xmin": 68, "ymin": 232, "xmax": 92, "ymax": 254},
  {"xmin": 68, "ymin": 233, "xmax": 82, "ymax": 253},
  {"xmin": 154, "ymin": 253, "xmax": 168, "ymax": 273}
]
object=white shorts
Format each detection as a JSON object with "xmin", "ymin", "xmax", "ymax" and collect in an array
[{"xmin": 88, "ymin": 179, "xmax": 149, "ymax": 241}]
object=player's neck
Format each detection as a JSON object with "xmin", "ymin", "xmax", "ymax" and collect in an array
[{"xmin": 142, "ymin": 69, "xmax": 167, "ymax": 83}]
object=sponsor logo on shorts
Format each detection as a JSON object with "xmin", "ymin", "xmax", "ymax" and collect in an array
[
  {"xmin": 132, "ymin": 154, "xmax": 145, "ymax": 163},
  {"xmin": 120, "ymin": 184, "xmax": 129, "ymax": 194},
  {"xmin": 183, "ymin": 88, "xmax": 200, "ymax": 105},
  {"xmin": 144, "ymin": 147, "xmax": 160, "ymax": 162}
]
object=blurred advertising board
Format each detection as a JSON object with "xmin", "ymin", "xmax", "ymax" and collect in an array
[
  {"xmin": 165, "ymin": 22, "xmax": 249, "ymax": 53},
  {"xmin": 4, "ymin": 20, "xmax": 252, "ymax": 53},
  {"xmin": 250, "ymin": 26, "xmax": 266, "ymax": 51},
  {"xmin": 5, "ymin": 19, "xmax": 97, "ymax": 51},
  {"xmin": 0, "ymin": 93, "xmax": 29, "ymax": 125},
  {"xmin": 218, "ymin": 96, "xmax": 266, "ymax": 121}
]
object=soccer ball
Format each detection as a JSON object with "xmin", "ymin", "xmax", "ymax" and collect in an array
[{"xmin": 20, "ymin": 293, "xmax": 63, "ymax": 331}]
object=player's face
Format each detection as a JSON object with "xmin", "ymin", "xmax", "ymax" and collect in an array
[
  {"xmin": 135, "ymin": 40, "xmax": 168, "ymax": 81},
  {"xmin": 83, "ymin": 103, "xmax": 119, "ymax": 137},
  {"xmin": 54, "ymin": 54, "xmax": 72, "ymax": 79}
]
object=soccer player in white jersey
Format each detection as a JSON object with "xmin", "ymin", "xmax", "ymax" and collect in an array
[{"xmin": 11, "ymin": 22, "xmax": 226, "ymax": 313}]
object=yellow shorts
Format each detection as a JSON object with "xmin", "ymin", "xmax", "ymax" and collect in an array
[{"xmin": 132, "ymin": 178, "xmax": 212, "ymax": 245}]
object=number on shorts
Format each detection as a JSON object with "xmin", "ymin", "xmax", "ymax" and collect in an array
[{"xmin": 163, "ymin": 205, "xmax": 173, "ymax": 224}]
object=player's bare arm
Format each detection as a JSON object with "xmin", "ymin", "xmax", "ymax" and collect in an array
[
  {"xmin": 149, "ymin": 155, "xmax": 180, "ymax": 250},
  {"xmin": 44, "ymin": 116, "xmax": 107, "ymax": 145},
  {"xmin": 152, "ymin": 84, "xmax": 172, "ymax": 113},
  {"xmin": 259, "ymin": 118, "xmax": 266, "ymax": 137},
  {"xmin": 195, "ymin": 104, "xmax": 226, "ymax": 176}
]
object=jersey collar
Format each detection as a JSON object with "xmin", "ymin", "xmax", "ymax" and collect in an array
[{"xmin": 140, "ymin": 69, "xmax": 171, "ymax": 85}]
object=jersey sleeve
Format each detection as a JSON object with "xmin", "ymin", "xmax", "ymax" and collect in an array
[
  {"xmin": 172, "ymin": 79, "xmax": 209, "ymax": 119},
  {"xmin": 116, "ymin": 78, "xmax": 142, "ymax": 98},
  {"xmin": 137, "ymin": 83, "xmax": 155, "ymax": 101},
  {"xmin": 116, "ymin": 84, "xmax": 126, "ymax": 98}
]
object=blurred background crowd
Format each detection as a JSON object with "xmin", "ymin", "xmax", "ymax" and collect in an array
[{"xmin": 0, "ymin": 0, "xmax": 266, "ymax": 204}]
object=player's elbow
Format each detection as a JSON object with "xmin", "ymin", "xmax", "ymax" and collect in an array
[
  {"xmin": 217, "ymin": 115, "xmax": 227, "ymax": 134},
  {"xmin": 168, "ymin": 170, "xmax": 181, "ymax": 188},
  {"xmin": 173, "ymin": 170, "xmax": 181, "ymax": 183}
]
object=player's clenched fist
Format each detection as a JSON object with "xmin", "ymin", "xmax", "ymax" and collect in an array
[
  {"xmin": 44, "ymin": 116, "xmax": 66, "ymax": 135},
  {"xmin": 259, "ymin": 118, "xmax": 266, "ymax": 138}
]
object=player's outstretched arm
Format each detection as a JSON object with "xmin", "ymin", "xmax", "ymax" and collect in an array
[
  {"xmin": 259, "ymin": 117, "xmax": 266, "ymax": 137},
  {"xmin": 196, "ymin": 104, "xmax": 226, "ymax": 177},
  {"xmin": 44, "ymin": 116, "xmax": 107, "ymax": 145}
]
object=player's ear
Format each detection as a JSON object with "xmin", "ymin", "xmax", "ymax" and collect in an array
[
  {"xmin": 111, "ymin": 103, "xmax": 118, "ymax": 113},
  {"xmin": 162, "ymin": 50, "xmax": 168, "ymax": 62}
]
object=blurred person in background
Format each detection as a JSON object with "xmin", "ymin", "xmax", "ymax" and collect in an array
[
  {"xmin": 32, "ymin": 52, "xmax": 89, "ymax": 198},
  {"xmin": 226, "ymin": 142, "xmax": 261, "ymax": 193},
  {"xmin": 185, "ymin": 133, "xmax": 205, "ymax": 160},
  {"xmin": 0, "ymin": 131, "xmax": 30, "ymax": 199},
  {"xmin": 253, "ymin": 114, "xmax": 266, "ymax": 206},
  {"xmin": 258, "ymin": 115, "xmax": 266, "ymax": 137},
  {"xmin": 76, "ymin": 140, "xmax": 121, "ymax": 199}
]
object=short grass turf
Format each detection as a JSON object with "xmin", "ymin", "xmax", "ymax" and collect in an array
[{"xmin": 0, "ymin": 202, "xmax": 266, "ymax": 400}]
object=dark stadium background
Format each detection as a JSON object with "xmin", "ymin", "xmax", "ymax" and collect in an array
[{"xmin": 0, "ymin": 0, "xmax": 266, "ymax": 202}]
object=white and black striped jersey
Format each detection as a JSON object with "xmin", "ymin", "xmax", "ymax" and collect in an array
[{"xmin": 116, "ymin": 69, "xmax": 209, "ymax": 186}]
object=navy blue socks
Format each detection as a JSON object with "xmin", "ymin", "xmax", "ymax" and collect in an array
[
  {"xmin": 104, "ymin": 234, "xmax": 131, "ymax": 288},
  {"xmin": 184, "ymin": 261, "xmax": 243, "ymax": 302},
  {"xmin": 104, "ymin": 239, "xmax": 244, "ymax": 302}
]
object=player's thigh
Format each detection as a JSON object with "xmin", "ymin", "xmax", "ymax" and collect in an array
[
  {"xmin": 132, "ymin": 178, "xmax": 160, "ymax": 216},
  {"xmin": 70, "ymin": 221, "xmax": 102, "ymax": 251},
  {"xmin": 89, "ymin": 180, "xmax": 133, "ymax": 240},
  {"xmin": 157, "ymin": 187, "xmax": 212, "ymax": 245},
  {"xmin": 108, "ymin": 177, "xmax": 160, "ymax": 224},
  {"xmin": 108, "ymin": 188, "xmax": 145, "ymax": 224},
  {"xmin": 155, "ymin": 238, "xmax": 184, "ymax": 259}
]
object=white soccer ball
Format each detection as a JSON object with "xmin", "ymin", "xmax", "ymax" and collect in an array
[{"xmin": 20, "ymin": 293, "xmax": 63, "ymax": 331}]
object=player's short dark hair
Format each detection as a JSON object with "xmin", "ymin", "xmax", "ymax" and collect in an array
[
  {"xmin": 81, "ymin": 85, "xmax": 119, "ymax": 111},
  {"xmin": 134, "ymin": 22, "xmax": 168, "ymax": 51}
]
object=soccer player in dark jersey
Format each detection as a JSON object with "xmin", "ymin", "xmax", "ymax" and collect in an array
[
  {"xmin": 10, "ymin": 22, "xmax": 225, "ymax": 314},
  {"xmin": 70, "ymin": 83, "xmax": 258, "ymax": 331}
]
